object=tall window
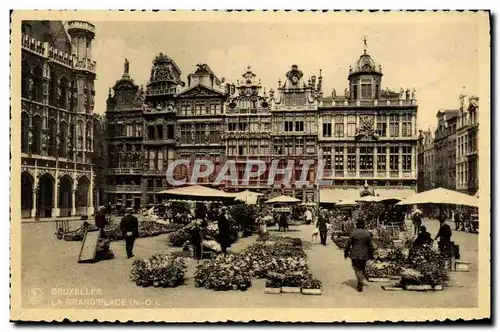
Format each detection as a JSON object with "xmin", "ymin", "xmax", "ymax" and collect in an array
[
  {"xmin": 402, "ymin": 146, "xmax": 412, "ymax": 172},
  {"xmin": 149, "ymin": 150, "xmax": 156, "ymax": 171},
  {"xmin": 158, "ymin": 150, "xmax": 164, "ymax": 171},
  {"xmin": 359, "ymin": 147, "xmax": 374, "ymax": 171},
  {"xmin": 156, "ymin": 125, "xmax": 163, "ymax": 139},
  {"xmin": 389, "ymin": 115, "xmax": 399, "ymax": 137},
  {"xmin": 389, "ymin": 146, "xmax": 399, "ymax": 172},
  {"xmin": 228, "ymin": 123, "xmax": 237, "ymax": 131},
  {"xmin": 347, "ymin": 115, "xmax": 356, "ymax": 137},
  {"xmin": 295, "ymin": 121, "xmax": 304, "ymax": 132},
  {"xmin": 347, "ymin": 147, "xmax": 356, "ymax": 171},
  {"xmin": 323, "ymin": 147, "xmax": 332, "ymax": 169},
  {"xmin": 238, "ymin": 123, "xmax": 247, "ymax": 131},
  {"xmin": 334, "ymin": 147, "xmax": 344, "ymax": 172},
  {"xmin": 21, "ymin": 113, "xmax": 29, "ymax": 153},
  {"xmin": 284, "ymin": 121, "xmax": 293, "ymax": 132},
  {"xmin": 322, "ymin": 117, "xmax": 332, "ymax": 137},
  {"xmin": 377, "ymin": 146, "xmax": 386, "ymax": 172},
  {"xmin": 402, "ymin": 114, "xmax": 412, "ymax": 137},
  {"xmin": 295, "ymin": 138, "xmax": 303, "ymax": 155},
  {"xmin": 376, "ymin": 114, "xmax": 387, "ymax": 137},
  {"xmin": 361, "ymin": 79, "xmax": 373, "ymax": 99},
  {"xmin": 334, "ymin": 115, "xmax": 344, "ymax": 137}
]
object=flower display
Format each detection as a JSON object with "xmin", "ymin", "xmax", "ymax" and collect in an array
[
  {"xmin": 168, "ymin": 229, "xmax": 192, "ymax": 247},
  {"xmin": 100, "ymin": 221, "xmax": 184, "ymax": 242},
  {"xmin": 194, "ymin": 254, "xmax": 252, "ymax": 291},
  {"xmin": 130, "ymin": 253, "xmax": 187, "ymax": 287},
  {"xmin": 403, "ymin": 244, "xmax": 448, "ymax": 286},
  {"xmin": 365, "ymin": 261, "xmax": 401, "ymax": 278}
]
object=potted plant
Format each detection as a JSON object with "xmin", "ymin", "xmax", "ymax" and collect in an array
[{"xmin": 301, "ymin": 275, "xmax": 322, "ymax": 295}]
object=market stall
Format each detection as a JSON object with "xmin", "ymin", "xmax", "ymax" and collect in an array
[{"xmin": 233, "ymin": 190, "xmax": 264, "ymax": 205}]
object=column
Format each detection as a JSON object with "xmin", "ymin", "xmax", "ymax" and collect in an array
[
  {"xmin": 343, "ymin": 144, "xmax": 348, "ymax": 177},
  {"xmin": 385, "ymin": 145, "xmax": 390, "ymax": 178},
  {"xmin": 374, "ymin": 146, "xmax": 378, "ymax": 178},
  {"xmin": 31, "ymin": 187, "xmax": 38, "ymax": 218},
  {"xmin": 52, "ymin": 181, "xmax": 60, "ymax": 217},
  {"xmin": 355, "ymin": 145, "xmax": 360, "ymax": 178},
  {"xmin": 398, "ymin": 115, "xmax": 403, "ymax": 137},
  {"xmin": 88, "ymin": 176, "xmax": 94, "ymax": 216},
  {"xmin": 398, "ymin": 145, "xmax": 403, "ymax": 178},
  {"xmin": 412, "ymin": 145, "xmax": 417, "ymax": 179},
  {"xmin": 411, "ymin": 114, "xmax": 416, "ymax": 137},
  {"xmin": 71, "ymin": 187, "xmax": 76, "ymax": 216}
]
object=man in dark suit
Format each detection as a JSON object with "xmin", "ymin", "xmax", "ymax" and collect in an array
[
  {"xmin": 344, "ymin": 219, "xmax": 374, "ymax": 292},
  {"xmin": 316, "ymin": 210, "xmax": 329, "ymax": 246},
  {"xmin": 120, "ymin": 208, "xmax": 139, "ymax": 259},
  {"xmin": 217, "ymin": 207, "xmax": 230, "ymax": 256}
]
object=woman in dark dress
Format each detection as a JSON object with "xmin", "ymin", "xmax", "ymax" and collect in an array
[{"xmin": 217, "ymin": 207, "xmax": 231, "ymax": 255}]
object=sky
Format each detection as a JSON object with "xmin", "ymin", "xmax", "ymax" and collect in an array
[{"xmin": 91, "ymin": 16, "xmax": 483, "ymax": 131}]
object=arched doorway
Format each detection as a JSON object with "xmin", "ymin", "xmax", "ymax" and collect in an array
[
  {"xmin": 76, "ymin": 176, "xmax": 90, "ymax": 216},
  {"xmin": 58, "ymin": 175, "xmax": 73, "ymax": 217},
  {"xmin": 37, "ymin": 173, "xmax": 54, "ymax": 218},
  {"xmin": 32, "ymin": 66, "xmax": 43, "ymax": 102},
  {"xmin": 21, "ymin": 172, "xmax": 34, "ymax": 218}
]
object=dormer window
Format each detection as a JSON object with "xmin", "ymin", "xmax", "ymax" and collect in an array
[{"xmin": 361, "ymin": 79, "xmax": 373, "ymax": 99}]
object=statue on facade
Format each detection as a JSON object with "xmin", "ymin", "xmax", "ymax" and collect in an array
[
  {"xmin": 124, "ymin": 58, "xmax": 129, "ymax": 74},
  {"xmin": 344, "ymin": 88, "xmax": 349, "ymax": 98},
  {"xmin": 331, "ymin": 89, "xmax": 336, "ymax": 99},
  {"xmin": 205, "ymin": 124, "xmax": 210, "ymax": 139},
  {"xmin": 28, "ymin": 77, "xmax": 33, "ymax": 95},
  {"xmin": 406, "ymin": 89, "xmax": 411, "ymax": 100},
  {"xmin": 411, "ymin": 88, "xmax": 416, "ymax": 100},
  {"xmin": 399, "ymin": 88, "xmax": 404, "ymax": 99}
]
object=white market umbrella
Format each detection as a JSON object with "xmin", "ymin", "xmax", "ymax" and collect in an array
[
  {"xmin": 233, "ymin": 190, "xmax": 263, "ymax": 205},
  {"xmin": 264, "ymin": 195, "xmax": 301, "ymax": 204},
  {"xmin": 396, "ymin": 187, "xmax": 479, "ymax": 207},
  {"xmin": 356, "ymin": 195, "xmax": 381, "ymax": 203},
  {"xmin": 158, "ymin": 185, "xmax": 235, "ymax": 199},
  {"xmin": 335, "ymin": 199, "xmax": 359, "ymax": 207}
]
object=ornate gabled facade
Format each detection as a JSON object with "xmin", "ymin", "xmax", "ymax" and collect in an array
[
  {"xmin": 318, "ymin": 40, "xmax": 418, "ymax": 203},
  {"xmin": 174, "ymin": 64, "xmax": 227, "ymax": 188},
  {"xmin": 417, "ymin": 129, "xmax": 435, "ymax": 192},
  {"xmin": 268, "ymin": 64, "xmax": 321, "ymax": 202},
  {"xmin": 104, "ymin": 59, "xmax": 146, "ymax": 209},
  {"xmin": 102, "ymin": 38, "xmax": 421, "ymax": 207},
  {"xmin": 434, "ymin": 109, "xmax": 458, "ymax": 190},
  {"xmin": 224, "ymin": 67, "xmax": 271, "ymax": 193},
  {"xmin": 21, "ymin": 20, "xmax": 97, "ymax": 219}
]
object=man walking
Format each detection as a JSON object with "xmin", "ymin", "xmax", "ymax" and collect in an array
[
  {"xmin": 344, "ymin": 219, "xmax": 374, "ymax": 292},
  {"xmin": 94, "ymin": 206, "xmax": 109, "ymax": 237},
  {"xmin": 120, "ymin": 208, "xmax": 139, "ymax": 259},
  {"xmin": 316, "ymin": 210, "xmax": 328, "ymax": 246}
]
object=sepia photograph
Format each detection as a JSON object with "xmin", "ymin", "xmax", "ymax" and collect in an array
[{"xmin": 9, "ymin": 10, "xmax": 491, "ymax": 322}]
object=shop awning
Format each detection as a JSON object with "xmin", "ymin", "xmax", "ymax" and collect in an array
[
  {"xmin": 319, "ymin": 189, "xmax": 361, "ymax": 204},
  {"xmin": 376, "ymin": 189, "xmax": 416, "ymax": 201},
  {"xmin": 265, "ymin": 195, "xmax": 301, "ymax": 204}
]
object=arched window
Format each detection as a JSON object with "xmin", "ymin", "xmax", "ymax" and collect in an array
[
  {"xmin": 21, "ymin": 62, "xmax": 30, "ymax": 99},
  {"xmin": 86, "ymin": 123, "xmax": 92, "ymax": 151},
  {"xmin": 76, "ymin": 121, "xmax": 84, "ymax": 150},
  {"xmin": 32, "ymin": 67, "xmax": 43, "ymax": 102},
  {"xmin": 59, "ymin": 77, "xmax": 69, "ymax": 109},
  {"xmin": 59, "ymin": 122, "xmax": 68, "ymax": 158},
  {"xmin": 49, "ymin": 71, "xmax": 58, "ymax": 106},
  {"xmin": 31, "ymin": 116, "xmax": 41, "ymax": 155},
  {"xmin": 21, "ymin": 113, "xmax": 29, "ymax": 153},
  {"xmin": 48, "ymin": 119, "xmax": 58, "ymax": 157}
]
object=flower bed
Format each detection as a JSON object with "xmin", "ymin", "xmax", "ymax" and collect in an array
[
  {"xmin": 400, "ymin": 244, "xmax": 448, "ymax": 287},
  {"xmin": 100, "ymin": 221, "xmax": 184, "ymax": 242},
  {"xmin": 130, "ymin": 253, "xmax": 187, "ymax": 287},
  {"xmin": 331, "ymin": 236, "xmax": 350, "ymax": 250},
  {"xmin": 168, "ymin": 229, "xmax": 192, "ymax": 247},
  {"xmin": 194, "ymin": 254, "xmax": 252, "ymax": 291}
]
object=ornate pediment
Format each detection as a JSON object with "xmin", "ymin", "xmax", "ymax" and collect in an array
[
  {"xmin": 355, "ymin": 115, "xmax": 379, "ymax": 141},
  {"xmin": 176, "ymin": 85, "xmax": 225, "ymax": 98}
]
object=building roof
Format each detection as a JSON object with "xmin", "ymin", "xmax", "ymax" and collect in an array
[{"xmin": 437, "ymin": 109, "xmax": 459, "ymax": 119}]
